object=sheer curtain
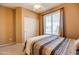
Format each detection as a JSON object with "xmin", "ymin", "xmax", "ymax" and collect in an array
[{"xmin": 43, "ymin": 8, "xmax": 64, "ymax": 37}]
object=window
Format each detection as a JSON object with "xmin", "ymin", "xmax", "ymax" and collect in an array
[
  {"xmin": 44, "ymin": 15, "xmax": 52, "ymax": 34},
  {"xmin": 43, "ymin": 10, "xmax": 60, "ymax": 35}
]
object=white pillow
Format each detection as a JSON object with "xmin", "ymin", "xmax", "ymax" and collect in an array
[
  {"xmin": 75, "ymin": 39, "xmax": 79, "ymax": 44},
  {"xmin": 75, "ymin": 39, "xmax": 79, "ymax": 48}
]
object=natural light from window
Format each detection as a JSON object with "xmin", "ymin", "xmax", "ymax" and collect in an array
[{"xmin": 43, "ymin": 10, "xmax": 60, "ymax": 35}]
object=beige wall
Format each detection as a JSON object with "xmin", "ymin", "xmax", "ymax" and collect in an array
[
  {"xmin": 15, "ymin": 7, "xmax": 23, "ymax": 43},
  {"xmin": 64, "ymin": 4, "xmax": 79, "ymax": 39},
  {"xmin": 0, "ymin": 6, "xmax": 15, "ymax": 44},
  {"xmin": 0, "ymin": 6, "xmax": 39, "ymax": 44},
  {"xmin": 15, "ymin": 7, "xmax": 39, "ymax": 43},
  {"xmin": 40, "ymin": 3, "xmax": 79, "ymax": 39}
]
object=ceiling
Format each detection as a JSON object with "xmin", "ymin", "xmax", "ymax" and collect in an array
[{"xmin": 0, "ymin": 3, "xmax": 62, "ymax": 13}]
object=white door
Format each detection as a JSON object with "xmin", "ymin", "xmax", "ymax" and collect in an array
[{"xmin": 24, "ymin": 17, "xmax": 37, "ymax": 41}]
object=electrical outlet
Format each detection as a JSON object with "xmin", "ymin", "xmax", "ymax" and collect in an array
[{"xmin": 9, "ymin": 38, "xmax": 12, "ymax": 41}]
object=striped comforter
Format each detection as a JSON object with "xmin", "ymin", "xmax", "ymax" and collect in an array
[{"xmin": 25, "ymin": 35, "xmax": 76, "ymax": 55}]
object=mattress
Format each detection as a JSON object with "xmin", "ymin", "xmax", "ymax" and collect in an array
[{"xmin": 24, "ymin": 35, "xmax": 76, "ymax": 55}]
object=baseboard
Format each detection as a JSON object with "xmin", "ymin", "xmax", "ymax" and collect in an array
[{"xmin": 0, "ymin": 42, "xmax": 16, "ymax": 47}]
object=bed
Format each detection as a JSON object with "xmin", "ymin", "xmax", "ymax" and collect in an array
[{"xmin": 24, "ymin": 35, "xmax": 77, "ymax": 55}]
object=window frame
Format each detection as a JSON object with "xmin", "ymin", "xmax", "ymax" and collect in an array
[{"xmin": 43, "ymin": 10, "xmax": 61, "ymax": 35}]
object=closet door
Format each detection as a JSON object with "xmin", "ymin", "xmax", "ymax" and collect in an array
[{"xmin": 24, "ymin": 17, "xmax": 37, "ymax": 41}]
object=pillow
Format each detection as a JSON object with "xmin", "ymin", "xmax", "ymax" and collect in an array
[{"xmin": 75, "ymin": 39, "xmax": 79, "ymax": 49}]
